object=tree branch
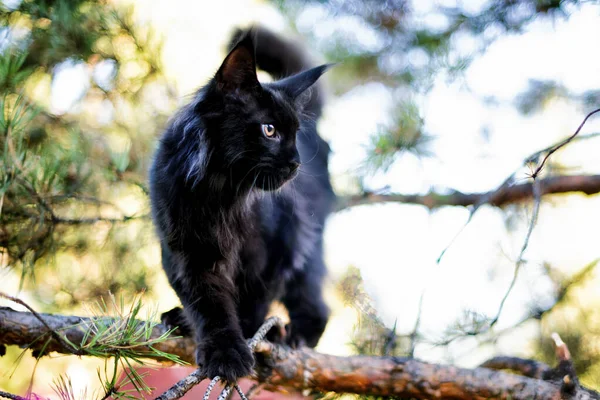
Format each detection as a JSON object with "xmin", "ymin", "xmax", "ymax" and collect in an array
[
  {"xmin": 253, "ymin": 341, "xmax": 573, "ymax": 399},
  {"xmin": 480, "ymin": 356, "xmax": 551, "ymax": 379},
  {"xmin": 532, "ymin": 108, "xmax": 600, "ymax": 179},
  {"xmin": 336, "ymin": 174, "xmax": 600, "ymax": 211},
  {"xmin": 152, "ymin": 370, "xmax": 205, "ymax": 400},
  {"xmin": 1, "ymin": 308, "xmax": 598, "ymax": 400}
]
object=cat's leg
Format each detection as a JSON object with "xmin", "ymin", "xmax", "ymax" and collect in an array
[
  {"xmin": 238, "ymin": 294, "xmax": 270, "ymax": 339},
  {"xmin": 237, "ymin": 293, "xmax": 288, "ymax": 344},
  {"xmin": 282, "ymin": 249, "xmax": 329, "ymax": 348},
  {"xmin": 159, "ymin": 247, "xmax": 193, "ymax": 337},
  {"xmin": 169, "ymin": 252, "xmax": 254, "ymax": 382}
]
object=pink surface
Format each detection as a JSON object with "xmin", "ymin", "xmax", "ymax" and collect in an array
[{"xmin": 119, "ymin": 366, "xmax": 307, "ymax": 399}]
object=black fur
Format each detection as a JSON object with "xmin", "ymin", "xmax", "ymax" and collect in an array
[{"xmin": 149, "ymin": 27, "xmax": 335, "ymax": 382}]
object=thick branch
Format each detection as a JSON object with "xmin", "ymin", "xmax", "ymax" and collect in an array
[
  {"xmin": 254, "ymin": 341, "xmax": 568, "ymax": 399},
  {"xmin": 336, "ymin": 174, "xmax": 600, "ymax": 211},
  {"xmin": 0, "ymin": 307, "xmax": 196, "ymax": 364},
  {"xmin": 1, "ymin": 308, "xmax": 598, "ymax": 400}
]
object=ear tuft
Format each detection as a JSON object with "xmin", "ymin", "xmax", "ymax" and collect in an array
[{"xmin": 215, "ymin": 31, "xmax": 259, "ymax": 92}]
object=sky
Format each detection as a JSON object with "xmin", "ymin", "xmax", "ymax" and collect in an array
[
  {"xmin": 319, "ymin": 2, "xmax": 600, "ymax": 363},
  {"xmin": 22, "ymin": 0, "xmax": 600, "ymax": 366}
]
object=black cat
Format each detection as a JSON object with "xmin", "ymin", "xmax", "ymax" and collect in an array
[{"xmin": 149, "ymin": 27, "xmax": 335, "ymax": 382}]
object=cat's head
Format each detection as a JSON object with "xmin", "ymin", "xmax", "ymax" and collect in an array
[{"xmin": 201, "ymin": 31, "xmax": 330, "ymax": 192}]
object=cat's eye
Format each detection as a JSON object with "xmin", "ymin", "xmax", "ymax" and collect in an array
[{"xmin": 261, "ymin": 124, "xmax": 277, "ymax": 138}]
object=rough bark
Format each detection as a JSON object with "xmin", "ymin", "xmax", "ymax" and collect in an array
[
  {"xmin": 0, "ymin": 307, "xmax": 197, "ymax": 364},
  {"xmin": 1, "ymin": 308, "xmax": 598, "ymax": 400},
  {"xmin": 336, "ymin": 174, "xmax": 600, "ymax": 211}
]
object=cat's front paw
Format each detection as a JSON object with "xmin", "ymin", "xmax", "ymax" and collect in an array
[
  {"xmin": 160, "ymin": 307, "xmax": 192, "ymax": 337},
  {"xmin": 197, "ymin": 335, "xmax": 254, "ymax": 382}
]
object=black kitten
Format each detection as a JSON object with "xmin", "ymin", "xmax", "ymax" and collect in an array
[{"xmin": 149, "ymin": 27, "xmax": 335, "ymax": 382}]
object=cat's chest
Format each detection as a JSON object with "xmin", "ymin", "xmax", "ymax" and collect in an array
[{"xmin": 206, "ymin": 196, "xmax": 258, "ymax": 255}]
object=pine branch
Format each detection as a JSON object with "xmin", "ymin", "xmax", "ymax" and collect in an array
[
  {"xmin": 0, "ymin": 307, "xmax": 196, "ymax": 364},
  {"xmin": 1, "ymin": 308, "xmax": 599, "ymax": 399},
  {"xmin": 340, "ymin": 110, "xmax": 600, "ymax": 212},
  {"xmin": 336, "ymin": 174, "xmax": 600, "ymax": 211}
]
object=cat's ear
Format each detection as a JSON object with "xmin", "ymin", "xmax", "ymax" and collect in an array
[
  {"xmin": 274, "ymin": 64, "xmax": 333, "ymax": 99},
  {"xmin": 215, "ymin": 33, "xmax": 259, "ymax": 92}
]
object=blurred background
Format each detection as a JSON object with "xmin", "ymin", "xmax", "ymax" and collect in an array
[{"xmin": 1, "ymin": 0, "xmax": 600, "ymax": 397}]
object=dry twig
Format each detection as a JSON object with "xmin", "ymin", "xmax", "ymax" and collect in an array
[
  {"xmin": 404, "ymin": 110, "xmax": 600, "ymax": 350},
  {"xmin": 154, "ymin": 317, "xmax": 284, "ymax": 400}
]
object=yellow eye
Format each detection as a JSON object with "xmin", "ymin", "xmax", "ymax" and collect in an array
[{"xmin": 261, "ymin": 124, "xmax": 276, "ymax": 138}]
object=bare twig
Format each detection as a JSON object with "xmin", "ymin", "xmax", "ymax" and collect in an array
[
  {"xmin": 408, "ymin": 291, "xmax": 424, "ymax": 357},
  {"xmin": 532, "ymin": 108, "xmax": 600, "ymax": 178},
  {"xmin": 234, "ymin": 384, "xmax": 249, "ymax": 400},
  {"xmin": 201, "ymin": 376, "xmax": 221, "ymax": 400},
  {"xmin": 153, "ymin": 370, "xmax": 206, "ymax": 400},
  {"xmin": 216, "ymin": 384, "xmax": 233, "ymax": 400},
  {"xmin": 243, "ymin": 383, "xmax": 264, "ymax": 400},
  {"xmin": 486, "ymin": 178, "xmax": 542, "ymax": 330},
  {"xmin": 435, "ymin": 175, "xmax": 543, "ymax": 343},
  {"xmin": 247, "ymin": 317, "xmax": 284, "ymax": 350},
  {"xmin": 407, "ymin": 111, "xmax": 600, "ymax": 346},
  {"xmin": 154, "ymin": 317, "xmax": 285, "ymax": 400},
  {"xmin": 480, "ymin": 356, "xmax": 551, "ymax": 379},
  {"xmin": 444, "ymin": 260, "xmax": 599, "ymax": 356}
]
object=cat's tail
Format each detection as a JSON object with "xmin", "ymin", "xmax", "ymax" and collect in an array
[{"xmin": 229, "ymin": 26, "xmax": 325, "ymax": 116}]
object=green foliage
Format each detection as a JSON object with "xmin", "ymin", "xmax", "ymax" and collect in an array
[
  {"xmin": 275, "ymin": 3, "xmax": 600, "ymax": 390},
  {"xmin": 0, "ymin": 52, "xmax": 32, "ymax": 91},
  {"xmin": 274, "ymin": 0, "xmax": 588, "ymax": 174},
  {"xmin": 275, "ymin": 0, "xmax": 577, "ymax": 85},
  {"xmin": 78, "ymin": 294, "xmax": 183, "ymax": 364},
  {"xmin": 515, "ymin": 79, "xmax": 600, "ymax": 115},
  {"xmin": 74, "ymin": 294, "xmax": 186, "ymax": 399},
  {"xmin": 364, "ymin": 100, "xmax": 431, "ymax": 173},
  {"xmin": 52, "ymin": 374, "xmax": 93, "ymax": 400},
  {"xmin": 10, "ymin": 294, "xmax": 187, "ymax": 400},
  {"xmin": 0, "ymin": 0, "xmax": 174, "ymax": 307},
  {"xmin": 1, "ymin": 0, "xmax": 598, "ymax": 395},
  {"xmin": 515, "ymin": 80, "xmax": 568, "ymax": 114}
]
